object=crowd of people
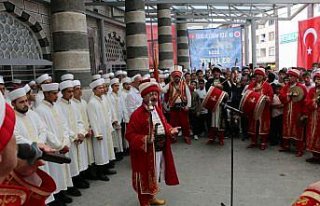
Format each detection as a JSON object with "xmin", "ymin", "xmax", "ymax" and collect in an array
[{"xmin": 0, "ymin": 63, "xmax": 320, "ymax": 206}]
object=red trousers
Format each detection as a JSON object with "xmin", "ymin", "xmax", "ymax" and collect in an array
[
  {"xmin": 170, "ymin": 110, "xmax": 190, "ymax": 138},
  {"xmin": 282, "ymin": 139, "xmax": 304, "ymax": 153},
  {"xmin": 138, "ymin": 193, "xmax": 153, "ymax": 206}
]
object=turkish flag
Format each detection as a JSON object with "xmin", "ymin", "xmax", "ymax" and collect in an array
[{"xmin": 297, "ymin": 16, "xmax": 320, "ymax": 70}]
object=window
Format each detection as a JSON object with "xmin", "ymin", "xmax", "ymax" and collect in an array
[
  {"xmin": 256, "ymin": 49, "xmax": 260, "ymax": 57},
  {"xmin": 260, "ymin": 34, "xmax": 266, "ymax": 43},
  {"xmin": 269, "ymin": 20, "xmax": 275, "ymax": 26},
  {"xmin": 269, "ymin": 47, "xmax": 275, "ymax": 56},
  {"xmin": 260, "ymin": 48, "xmax": 266, "ymax": 57},
  {"xmin": 269, "ymin": 32, "xmax": 275, "ymax": 41}
]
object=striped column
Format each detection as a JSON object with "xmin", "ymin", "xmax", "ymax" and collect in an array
[
  {"xmin": 125, "ymin": 0, "xmax": 149, "ymax": 75},
  {"xmin": 51, "ymin": 0, "xmax": 91, "ymax": 85},
  {"xmin": 157, "ymin": 4, "xmax": 174, "ymax": 69},
  {"xmin": 176, "ymin": 19, "xmax": 190, "ymax": 70}
]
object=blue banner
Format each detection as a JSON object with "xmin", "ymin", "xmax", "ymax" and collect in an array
[{"xmin": 188, "ymin": 27, "xmax": 242, "ymax": 70}]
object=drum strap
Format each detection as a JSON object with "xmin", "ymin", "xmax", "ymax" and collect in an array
[{"xmin": 168, "ymin": 82, "xmax": 187, "ymax": 107}]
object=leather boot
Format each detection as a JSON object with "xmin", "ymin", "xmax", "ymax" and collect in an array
[
  {"xmin": 247, "ymin": 134, "xmax": 257, "ymax": 148},
  {"xmin": 206, "ymin": 128, "xmax": 217, "ymax": 144},
  {"xmin": 150, "ymin": 198, "xmax": 166, "ymax": 205},
  {"xmin": 218, "ymin": 131, "xmax": 224, "ymax": 146}
]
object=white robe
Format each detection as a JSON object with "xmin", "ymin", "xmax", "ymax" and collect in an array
[
  {"xmin": 57, "ymin": 98, "xmax": 87, "ymax": 175},
  {"xmin": 35, "ymin": 100, "xmax": 73, "ymax": 191},
  {"xmin": 13, "ymin": 110, "xmax": 55, "ymax": 203},
  {"xmin": 109, "ymin": 92, "xmax": 125, "ymax": 152},
  {"xmin": 121, "ymin": 89, "xmax": 131, "ymax": 124},
  {"xmin": 125, "ymin": 87, "xmax": 142, "ymax": 120},
  {"xmin": 87, "ymin": 95, "xmax": 115, "ymax": 165},
  {"xmin": 73, "ymin": 98, "xmax": 95, "ymax": 165},
  {"xmin": 34, "ymin": 91, "xmax": 44, "ymax": 108}
]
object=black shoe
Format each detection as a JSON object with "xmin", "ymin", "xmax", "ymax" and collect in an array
[
  {"xmin": 55, "ymin": 192, "xmax": 73, "ymax": 204},
  {"xmin": 306, "ymin": 157, "xmax": 320, "ymax": 164},
  {"xmin": 115, "ymin": 153, "xmax": 124, "ymax": 161},
  {"xmin": 104, "ymin": 169, "xmax": 117, "ymax": 175},
  {"xmin": 48, "ymin": 199, "xmax": 67, "ymax": 206},
  {"xmin": 73, "ymin": 180, "xmax": 90, "ymax": 189},
  {"xmin": 97, "ymin": 174, "xmax": 110, "ymax": 181},
  {"xmin": 106, "ymin": 162, "xmax": 115, "ymax": 169},
  {"xmin": 66, "ymin": 187, "xmax": 81, "ymax": 197}
]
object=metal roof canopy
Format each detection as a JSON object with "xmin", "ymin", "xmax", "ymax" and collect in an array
[{"xmin": 85, "ymin": 0, "xmax": 315, "ymax": 25}]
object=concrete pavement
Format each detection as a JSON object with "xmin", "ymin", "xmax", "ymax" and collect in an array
[{"xmin": 72, "ymin": 137, "xmax": 320, "ymax": 206}]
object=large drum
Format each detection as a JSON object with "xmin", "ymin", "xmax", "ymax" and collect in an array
[
  {"xmin": 202, "ymin": 86, "xmax": 227, "ymax": 112},
  {"xmin": 292, "ymin": 181, "xmax": 320, "ymax": 206},
  {"xmin": 239, "ymin": 90, "xmax": 266, "ymax": 120}
]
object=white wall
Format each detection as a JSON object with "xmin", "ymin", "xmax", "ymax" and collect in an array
[{"xmin": 278, "ymin": 6, "xmax": 308, "ymax": 69}]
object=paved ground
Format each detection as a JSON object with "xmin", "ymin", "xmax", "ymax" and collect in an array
[{"xmin": 72, "ymin": 137, "xmax": 320, "ymax": 206}]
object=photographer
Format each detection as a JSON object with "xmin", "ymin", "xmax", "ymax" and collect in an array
[{"xmin": 0, "ymin": 92, "xmax": 56, "ymax": 206}]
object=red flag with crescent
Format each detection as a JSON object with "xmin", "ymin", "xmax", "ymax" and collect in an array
[{"xmin": 298, "ymin": 16, "xmax": 320, "ymax": 70}]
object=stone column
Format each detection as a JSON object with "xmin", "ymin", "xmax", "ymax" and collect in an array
[
  {"xmin": 51, "ymin": 0, "xmax": 91, "ymax": 85},
  {"xmin": 157, "ymin": 4, "xmax": 174, "ymax": 69},
  {"xmin": 251, "ymin": 20, "xmax": 257, "ymax": 67},
  {"xmin": 125, "ymin": 0, "xmax": 149, "ymax": 75},
  {"xmin": 176, "ymin": 18, "xmax": 190, "ymax": 70}
]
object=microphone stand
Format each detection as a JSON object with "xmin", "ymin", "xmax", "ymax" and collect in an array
[{"xmin": 220, "ymin": 103, "xmax": 243, "ymax": 206}]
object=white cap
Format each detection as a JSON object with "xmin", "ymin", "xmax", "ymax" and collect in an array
[
  {"xmin": 0, "ymin": 76, "xmax": 4, "ymax": 84},
  {"xmin": 115, "ymin": 70, "xmax": 123, "ymax": 77},
  {"xmin": 13, "ymin": 79, "xmax": 22, "ymax": 84},
  {"xmin": 142, "ymin": 74, "xmax": 151, "ymax": 80},
  {"xmin": 102, "ymin": 74, "xmax": 110, "ymax": 79},
  {"xmin": 73, "ymin": 80, "xmax": 81, "ymax": 87},
  {"xmin": 110, "ymin": 78, "xmax": 120, "ymax": 86},
  {"xmin": 28, "ymin": 80, "xmax": 36, "ymax": 86},
  {"xmin": 164, "ymin": 70, "xmax": 169, "ymax": 74},
  {"xmin": 132, "ymin": 74, "xmax": 142, "ymax": 82},
  {"xmin": 123, "ymin": 71, "xmax": 128, "ymax": 76},
  {"xmin": 90, "ymin": 78, "xmax": 105, "ymax": 89},
  {"xmin": 59, "ymin": 80, "xmax": 74, "ymax": 91},
  {"xmin": 9, "ymin": 88, "xmax": 27, "ymax": 101},
  {"xmin": 105, "ymin": 78, "xmax": 111, "ymax": 84},
  {"xmin": 92, "ymin": 74, "xmax": 101, "ymax": 81},
  {"xmin": 24, "ymin": 84, "xmax": 31, "ymax": 93},
  {"xmin": 170, "ymin": 65, "xmax": 183, "ymax": 75},
  {"xmin": 42, "ymin": 83, "xmax": 59, "ymax": 92},
  {"xmin": 36, "ymin": 74, "xmax": 50, "ymax": 84},
  {"xmin": 61, "ymin": 74, "xmax": 74, "ymax": 82},
  {"xmin": 0, "ymin": 92, "xmax": 4, "ymax": 128},
  {"xmin": 108, "ymin": 72, "xmax": 115, "ymax": 78},
  {"xmin": 121, "ymin": 77, "xmax": 132, "ymax": 84}
]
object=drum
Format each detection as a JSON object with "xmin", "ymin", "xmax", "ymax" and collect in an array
[
  {"xmin": 239, "ymin": 90, "xmax": 266, "ymax": 120},
  {"xmin": 292, "ymin": 181, "xmax": 320, "ymax": 206},
  {"xmin": 202, "ymin": 86, "xmax": 227, "ymax": 112}
]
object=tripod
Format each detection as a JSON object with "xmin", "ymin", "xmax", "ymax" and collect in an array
[{"xmin": 220, "ymin": 103, "xmax": 243, "ymax": 206}]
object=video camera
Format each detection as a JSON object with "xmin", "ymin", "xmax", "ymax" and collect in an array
[{"xmin": 17, "ymin": 143, "xmax": 71, "ymax": 165}]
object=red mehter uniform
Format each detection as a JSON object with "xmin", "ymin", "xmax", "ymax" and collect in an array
[
  {"xmin": 247, "ymin": 80, "xmax": 273, "ymax": 149},
  {"xmin": 126, "ymin": 104, "xmax": 179, "ymax": 206},
  {"xmin": 3, "ymin": 169, "xmax": 56, "ymax": 206},
  {"xmin": 292, "ymin": 181, "xmax": 320, "ymax": 206},
  {"xmin": 305, "ymin": 87, "xmax": 320, "ymax": 156},
  {"xmin": 279, "ymin": 82, "xmax": 307, "ymax": 155}
]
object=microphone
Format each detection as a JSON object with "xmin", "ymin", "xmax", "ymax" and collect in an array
[{"xmin": 17, "ymin": 143, "xmax": 71, "ymax": 165}]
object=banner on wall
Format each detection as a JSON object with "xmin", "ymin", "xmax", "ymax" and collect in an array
[
  {"xmin": 188, "ymin": 27, "xmax": 242, "ymax": 70},
  {"xmin": 146, "ymin": 25, "xmax": 177, "ymax": 69},
  {"xmin": 297, "ymin": 16, "xmax": 320, "ymax": 70}
]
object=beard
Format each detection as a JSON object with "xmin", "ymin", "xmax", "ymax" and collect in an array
[{"xmin": 16, "ymin": 106, "xmax": 28, "ymax": 114}]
